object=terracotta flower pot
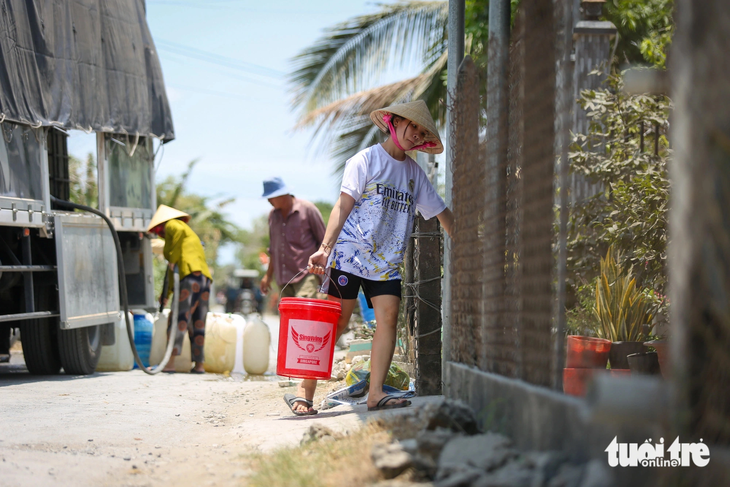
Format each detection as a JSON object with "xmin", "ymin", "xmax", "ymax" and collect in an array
[
  {"xmin": 609, "ymin": 341, "xmax": 647, "ymax": 369},
  {"xmin": 565, "ymin": 336, "xmax": 611, "ymax": 369},
  {"xmin": 563, "ymin": 367, "xmax": 597, "ymax": 396},
  {"xmin": 627, "ymin": 352, "xmax": 661, "ymax": 375},
  {"xmin": 609, "ymin": 369, "xmax": 631, "ymax": 377},
  {"xmin": 644, "ymin": 339, "xmax": 669, "ymax": 378}
]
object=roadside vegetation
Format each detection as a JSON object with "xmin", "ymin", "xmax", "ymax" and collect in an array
[
  {"xmin": 565, "ymin": 72, "xmax": 671, "ymax": 336},
  {"xmin": 244, "ymin": 423, "xmax": 391, "ymax": 487}
]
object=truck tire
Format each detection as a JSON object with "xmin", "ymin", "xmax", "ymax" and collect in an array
[
  {"xmin": 21, "ymin": 282, "xmax": 61, "ymax": 375},
  {"xmin": 21, "ymin": 319, "xmax": 62, "ymax": 375},
  {"xmin": 58, "ymin": 325, "xmax": 102, "ymax": 375}
]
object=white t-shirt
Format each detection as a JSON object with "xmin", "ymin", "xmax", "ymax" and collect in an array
[{"xmin": 330, "ymin": 144, "xmax": 446, "ymax": 281}]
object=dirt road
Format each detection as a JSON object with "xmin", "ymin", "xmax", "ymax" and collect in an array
[{"xmin": 0, "ymin": 315, "xmax": 426, "ymax": 486}]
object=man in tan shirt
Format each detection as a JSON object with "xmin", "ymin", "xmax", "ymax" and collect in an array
[{"xmin": 260, "ymin": 177, "xmax": 326, "ymax": 298}]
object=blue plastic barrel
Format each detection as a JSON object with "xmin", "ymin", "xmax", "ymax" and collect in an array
[
  {"xmin": 357, "ymin": 291, "xmax": 376, "ymax": 327},
  {"xmin": 132, "ymin": 313, "xmax": 154, "ymax": 368}
]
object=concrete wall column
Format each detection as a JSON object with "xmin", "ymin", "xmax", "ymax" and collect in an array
[{"xmin": 670, "ymin": 0, "xmax": 730, "ymax": 446}]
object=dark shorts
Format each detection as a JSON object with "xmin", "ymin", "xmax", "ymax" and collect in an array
[{"xmin": 327, "ymin": 268, "xmax": 401, "ymax": 308}]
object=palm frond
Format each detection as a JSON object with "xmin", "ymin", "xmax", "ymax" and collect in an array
[
  {"xmin": 300, "ymin": 52, "xmax": 448, "ymax": 183},
  {"xmin": 289, "ymin": 1, "xmax": 448, "ymax": 114},
  {"xmin": 295, "ymin": 70, "xmax": 432, "ymax": 131}
]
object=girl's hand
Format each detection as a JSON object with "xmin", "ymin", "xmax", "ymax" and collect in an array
[{"xmin": 308, "ymin": 249, "xmax": 328, "ymax": 275}]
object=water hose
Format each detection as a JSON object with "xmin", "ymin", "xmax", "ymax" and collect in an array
[
  {"xmin": 50, "ymin": 196, "xmax": 178, "ymax": 375},
  {"xmin": 149, "ymin": 267, "xmax": 179, "ymax": 374}
]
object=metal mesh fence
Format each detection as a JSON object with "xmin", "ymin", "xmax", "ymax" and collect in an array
[
  {"xmin": 414, "ymin": 1, "xmax": 730, "ymax": 450},
  {"xmin": 448, "ymin": 57, "xmax": 483, "ymax": 369},
  {"xmin": 448, "ymin": 0, "xmax": 560, "ymax": 387},
  {"xmin": 432, "ymin": 0, "xmax": 730, "ymax": 461},
  {"xmin": 516, "ymin": 0, "xmax": 557, "ymax": 387}
]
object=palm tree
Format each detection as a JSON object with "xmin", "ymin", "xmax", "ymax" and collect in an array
[
  {"xmin": 289, "ymin": 0, "xmax": 671, "ymax": 176},
  {"xmin": 289, "ymin": 1, "xmax": 457, "ymax": 175}
]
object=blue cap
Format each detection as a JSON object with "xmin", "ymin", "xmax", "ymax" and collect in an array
[{"xmin": 261, "ymin": 177, "xmax": 291, "ymax": 199}]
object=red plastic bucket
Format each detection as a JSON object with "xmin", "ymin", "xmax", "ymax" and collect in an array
[{"xmin": 276, "ymin": 297, "xmax": 341, "ymax": 380}]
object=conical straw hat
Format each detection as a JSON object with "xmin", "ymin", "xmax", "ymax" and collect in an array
[
  {"xmin": 370, "ymin": 100, "xmax": 443, "ymax": 154},
  {"xmin": 147, "ymin": 205, "xmax": 190, "ymax": 232}
]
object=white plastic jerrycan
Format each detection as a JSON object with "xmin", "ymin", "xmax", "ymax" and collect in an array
[
  {"xmin": 243, "ymin": 314, "xmax": 271, "ymax": 375},
  {"xmin": 149, "ymin": 309, "xmax": 192, "ymax": 372},
  {"xmin": 97, "ymin": 312, "xmax": 135, "ymax": 372},
  {"xmin": 203, "ymin": 312, "xmax": 246, "ymax": 374}
]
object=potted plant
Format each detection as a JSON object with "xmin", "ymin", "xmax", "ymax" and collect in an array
[
  {"xmin": 643, "ymin": 338, "xmax": 669, "ymax": 377},
  {"xmin": 592, "ymin": 247, "xmax": 655, "ymax": 369},
  {"xmin": 626, "ymin": 350, "xmax": 661, "ymax": 375}
]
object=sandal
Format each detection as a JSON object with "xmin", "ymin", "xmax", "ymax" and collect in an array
[
  {"xmin": 284, "ymin": 393, "xmax": 318, "ymax": 416},
  {"xmin": 367, "ymin": 395, "xmax": 411, "ymax": 411}
]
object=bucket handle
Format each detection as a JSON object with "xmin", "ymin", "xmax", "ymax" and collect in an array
[{"xmin": 281, "ymin": 268, "xmax": 343, "ymax": 300}]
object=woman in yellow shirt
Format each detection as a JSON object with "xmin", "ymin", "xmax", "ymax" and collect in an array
[{"xmin": 148, "ymin": 205, "xmax": 212, "ymax": 373}]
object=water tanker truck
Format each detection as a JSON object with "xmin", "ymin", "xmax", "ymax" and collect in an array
[{"xmin": 0, "ymin": 0, "xmax": 174, "ymax": 374}]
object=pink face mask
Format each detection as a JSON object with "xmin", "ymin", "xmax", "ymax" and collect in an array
[{"xmin": 383, "ymin": 113, "xmax": 437, "ymax": 152}]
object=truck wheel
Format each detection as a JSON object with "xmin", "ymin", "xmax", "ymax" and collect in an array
[
  {"xmin": 21, "ymin": 283, "xmax": 62, "ymax": 375},
  {"xmin": 21, "ymin": 320, "xmax": 62, "ymax": 375},
  {"xmin": 58, "ymin": 325, "xmax": 102, "ymax": 375}
]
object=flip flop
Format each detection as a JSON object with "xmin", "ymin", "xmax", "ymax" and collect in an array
[
  {"xmin": 368, "ymin": 395, "xmax": 412, "ymax": 411},
  {"xmin": 284, "ymin": 393, "xmax": 318, "ymax": 416},
  {"xmin": 190, "ymin": 368, "xmax": 205, "ymax": 374}
]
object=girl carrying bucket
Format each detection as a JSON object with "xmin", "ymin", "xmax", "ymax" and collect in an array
[{"xmin": 300, "ymin": 100, "xmax": 454, "ymax": 414}]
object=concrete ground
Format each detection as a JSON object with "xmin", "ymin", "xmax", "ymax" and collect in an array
[{"xmin": 0, "ymin": 313, "xmax": 434, "ymax": 486}]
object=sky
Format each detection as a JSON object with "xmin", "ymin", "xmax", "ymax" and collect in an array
[{"xmin": 67, "ymin": 0, "xmax": 432, "ymax": 264}]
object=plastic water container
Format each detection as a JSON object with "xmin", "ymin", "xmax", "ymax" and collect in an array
[
  {"xmin": 203, "ymin": 313, "xmax": 246, "ymax": 374},
  {"xmin": 132, "ymin": 312, "xmax": 154, "ymax": 369},
  {"xmin": 97, "ymin": 312, "xmax": 135, "ymax": 372},
  {"xmin": 243, "ymin": 315, "xmax": 271, "ymax": 375},
  {"xmin": 149, "ymin": 309, "xmax": 192, "ymax": 372},
  {"xmin": 149, "ymin": 311, "xmax": 246, "ymax": 374},
  {"xmin": 357, "ymin": 291, "xmax": 376, "ymax": 326},
  {"xmin": 277, "ymin": 298, "xmax": 341, "ymax": 380}
]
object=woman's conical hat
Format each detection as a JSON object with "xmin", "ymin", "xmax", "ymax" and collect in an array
[
  {"xmin": 147, "ymin": 205, "xmax": 190, "ymax": 232},
  {"xmin": 370, "ymin": 100, "xmax": 443, "ymax": 154}
]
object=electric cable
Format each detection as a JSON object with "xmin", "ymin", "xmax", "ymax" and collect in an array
[{"xmin": 155, "ymin": 38, "xmax": 283, "ymax": 78}]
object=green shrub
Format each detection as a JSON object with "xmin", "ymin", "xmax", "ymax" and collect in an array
[{"xmin": 593, "ymin": 247, "xmax": 655, "ymax": 342}]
